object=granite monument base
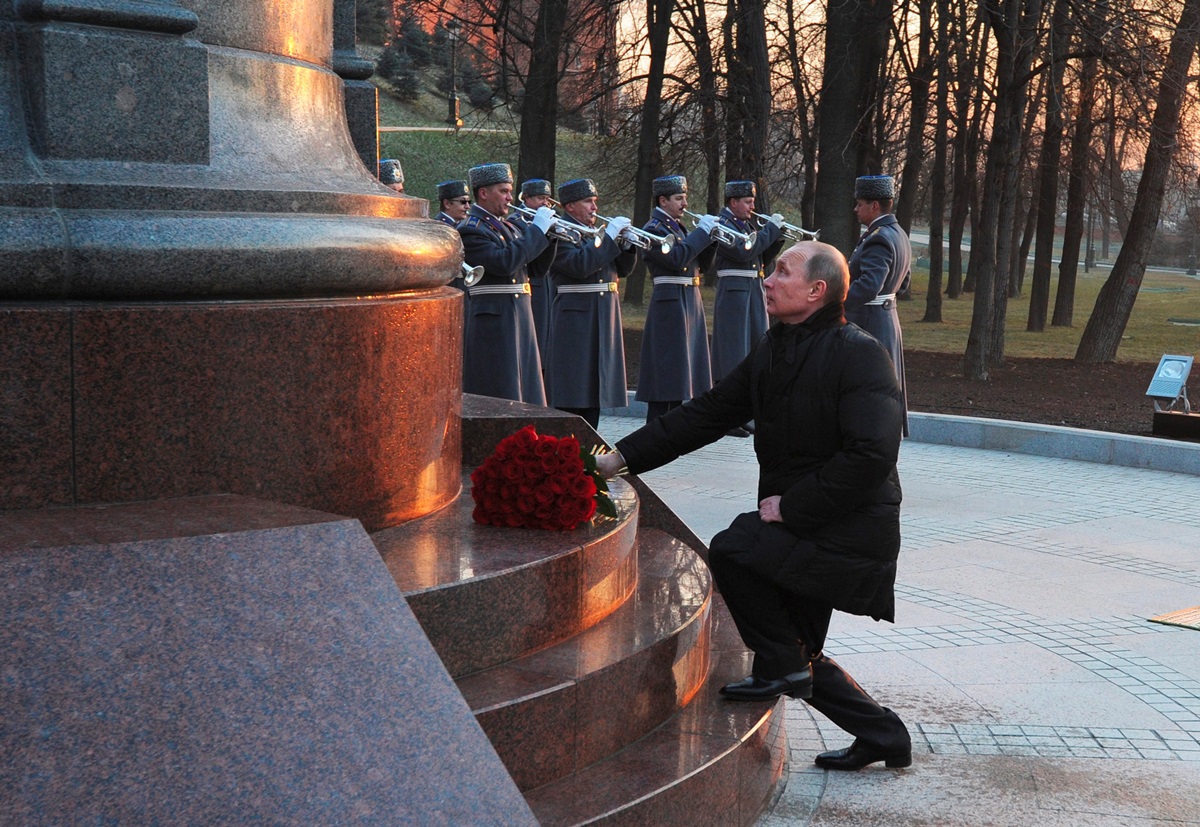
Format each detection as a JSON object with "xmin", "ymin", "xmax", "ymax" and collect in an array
[
  {"xmin": 0, "ymin": 495, "xmax": 536, "ymax": 825},
  {"xmin": 0, "ymin": 291, "xmax": 462, "ymax": 530}
]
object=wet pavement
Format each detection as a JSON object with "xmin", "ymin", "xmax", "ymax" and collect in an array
[{"xmin": 597, "ymin": 412, "xmax": 1200, "ymax": 826}]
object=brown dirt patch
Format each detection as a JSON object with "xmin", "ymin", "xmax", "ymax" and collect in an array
[{"xmin": 623, "ymin": 329, "xmax": 1163, "ymax": 438}]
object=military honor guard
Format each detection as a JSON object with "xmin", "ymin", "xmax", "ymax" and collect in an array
[
  {"xmin": 435, "ymin": 180, "xmax": 471, "ymax": 227},
  {"xmin": 846, "ymin": 175, "xmax": 911, "ymax": 435},
  {"xmin": 458, "ymin": 163, "xmax": 558, "ymax": 405},
  {"xmin": 436, "ymin": 179, "xmax": 472, "ymax": 293},
  {"xmin": 545, "ymin": 178, "xmax": 638, "ymax": 430},
  {"xmin": 635, "ymin": 175, "xmax": 720, "ymax": 423},
  {"xmin": 378, "ymin": 159, "xmax": 405, "ymax": 193},
  {"xmin": 711, "ymin": 180, "xmax": 786, "ymax": 435},
  {"xmin": 509, "ymin": 178, "xmax": 558, "ymax": 354}
]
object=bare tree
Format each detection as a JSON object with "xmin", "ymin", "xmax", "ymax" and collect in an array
[
  {"xmin": 922, "ymin": 0, "xmax": 953, "ymax": 323},
  {"xmin": 1076, "ymin": 0, "xmax": 1200, "ymax": 362},
  {"xmin": 963, "ymin": 0, "xmax": 1044, "ymax": 380},
  {"xmin": 517, "ymin": 0, "xmax": 570, "ymax": 182},
  {"xmin": 1027, "ymin": 0, "xmax": 1071, "ymax": 330},
  {"xmin": 814, "ymin": 0, "xmax": 894, "ymax": 253}
]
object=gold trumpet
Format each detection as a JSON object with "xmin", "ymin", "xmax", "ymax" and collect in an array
[
  {"xmin": 510, "ymin": 204, "xmax": 603, "ymax": 247},
  {"xmin": 752, "ymin": 211, "xmax": 820, "ymax": 241},
  {"xmin": 597, "ymin": 214, "xmax": 675, "ymax": 254},
  {"xmin": 683, "ymin": 209, "xmax": 756, "ymax": 250},
  {"xmin": 461, "ymin": 261, "xmax": 484, "ymax": 286}
]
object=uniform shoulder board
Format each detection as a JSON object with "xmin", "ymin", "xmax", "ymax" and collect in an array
[{"xmin": 465, "ymin": 215, "xmax": 481, "ymax": 228}]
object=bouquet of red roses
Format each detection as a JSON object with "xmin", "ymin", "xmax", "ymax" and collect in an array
[{"xmin": 470, "ymin": 425, "xmax": 617, "ymax": 530}]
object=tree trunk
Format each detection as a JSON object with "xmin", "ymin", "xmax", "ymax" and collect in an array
[
  {"xmin": 895, "ymin": 0, "xmax": 934, "ymax": 234},
  {"xmin": 1076, "ymin": 0, "xmax": 1200, "ymax": 362},
  {"xmin": 965, "ymin": 0, "xmax": 1040, "ymax": 380},
  {"xmin": 1027, "ymin": 0, "xmax": 1070, "ymax": 331},
  {"xmin": 516, "ymin": 0, "xmax": 569, "ymax": 184},
  {"xmin": 625, "ymin": 0, "xmax": 673, "ymax": 307},
  {"xmin": 923, "ymin": 0, "xmax": 951, "ymax": 323},
  {"xmin": 1051, "ymin": 46, "xmax": 1097, "ymax": 327},
  {"xmin": 814, "ymin": 0, "xmax": 893, "ymax": 254}
]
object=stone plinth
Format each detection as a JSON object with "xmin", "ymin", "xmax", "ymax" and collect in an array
[
  {"xmin": 1, "ymin": 292, "xmax": 463, "ymax": 530},
  {"xmin": 0, "ymin": 495, "xmax": 536, "ymax": 825}
]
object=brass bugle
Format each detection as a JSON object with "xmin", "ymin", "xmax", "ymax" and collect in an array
[
  {"xmin": 461, "ymin": 261, "xmax": 484, "ymax": 287},
  {"xmin": 752, "ymin": 211, "xmax": 820, "ymax": 241},
  {"xmin": 512, "ymin": 203, "xmax": 603, "ymax": 247},
  {"xmin": 683, "ymin": 209, "xmax": 756, "ymax": 250},
  {"xmin": 595, "ymin": 214, "xmax": 675, "ymax": 254}
]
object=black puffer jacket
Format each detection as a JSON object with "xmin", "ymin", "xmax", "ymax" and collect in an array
[{"xmin": 618, "ymin": 302, "xmax": 904, "ymax": 620}]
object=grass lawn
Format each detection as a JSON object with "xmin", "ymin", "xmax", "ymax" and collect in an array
[
  {"xmin": 372, "ymin": 83, "xmax": 1200, "ymax": 365},
  {"xmin": 617, "ymin": 264, "xmax": 1200, "ymax": 364}
]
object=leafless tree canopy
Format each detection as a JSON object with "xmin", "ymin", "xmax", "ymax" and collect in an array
[{"xmin": 382, "ymin": 0, "xmax": 1200, "ymax": 363}]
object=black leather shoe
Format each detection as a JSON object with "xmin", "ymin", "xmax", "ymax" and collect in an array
[
  {"xmin": 742, "ymin": 422, "xmax": 755, "ymax": 434},
  {"xmin": 814, "ymin": 740, "xmax": 912, "ymax": 771},
  {"xmin": 719, "ymin": 668, "xmax": 813, "ymax": 701},
  {"xmin": 725, "ymin": 426, "xmax": 750, "ymax": 438}
]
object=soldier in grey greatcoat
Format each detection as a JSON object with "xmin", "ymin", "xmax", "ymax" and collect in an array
[
  {"xmin": 458, "ymin": 163, "xmax": 557, "ymax": 405},
  {"xmin": 378, "ymin": 159, "xmax": 405, "ymax": 193},
  {"xmin": 846, "ymin": 175, "xmax": 911, "ymax": 435},
  {"xmin": 634, "ymin": 175, "xmax": 720, "ymax": 423},
  {"xmin": 545, "ymin": 178, "xmax": 638, "ymax": 430},
  {"xmin": 711, "ymin": 180, "xmax": 786, "ymax": 436},
  {"xmin": 509, "ymin": 179, "xmax": 558, "ymax": 355},
  {"xmin": 436, "ymin": 179, "xmax": 471, "ymax": 293}
]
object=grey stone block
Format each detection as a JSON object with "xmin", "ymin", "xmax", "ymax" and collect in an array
[{"xmin": 21, "ymin": 23, "xmax": 209, "ymax": 164}]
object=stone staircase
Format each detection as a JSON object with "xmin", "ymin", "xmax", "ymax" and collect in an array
[{"xmin": 369, "ymin": 399, "xmax": 788, "ymax": 825}]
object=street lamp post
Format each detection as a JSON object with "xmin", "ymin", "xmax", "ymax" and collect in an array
[
  {"xmin": 1189, "ymin": 197, "xmax": 1198, "ymax": 276},
  {"xmin": 445, "ymin": 19, "xmax": 462, "ymax": 130},
  {"xmin": 1085, "ymin": 208, "xmax": 1095, "ymax": 273}
]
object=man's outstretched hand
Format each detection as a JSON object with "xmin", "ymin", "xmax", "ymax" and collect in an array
[{"xmin": 595, "ymin": 450, "xmax": 626, "ymax": 479}]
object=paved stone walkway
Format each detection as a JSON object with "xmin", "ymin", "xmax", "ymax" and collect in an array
[{"xmin": 597, "ymin": 415, "xmax": 1200, "ymax": 826}]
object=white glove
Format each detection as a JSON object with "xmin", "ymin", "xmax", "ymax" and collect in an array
[
  {"xmin": 605, "ymin": 216, "xmax": 632, "ymax": 240},
  {"xmin": 769, "ymin": 213, "xmax": 785, "ymax": 228},
  {"xmin": 595, "ymin": 450, "xmax": 626, "ymax": 479},
  {"xmin": 697, "ymin": 214, "xmax": 719, "ymax": 234},
  {"xmin": 532, "ymin": 205, "xmax": 557, "ymax": 234}
]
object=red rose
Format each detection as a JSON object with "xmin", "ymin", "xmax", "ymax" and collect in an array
[
  {"xmin": 570, "ymin": 474, "xmax": 597, "ymax": 499},
  {"xmin": 547, "ymin": 476, "xmax": 568, "ymax": 495},
  {"xmin": 556, "ymin": 437, "xmax": 579, "ymax": 460},
  {"xmin": 535, "ymin": 438, "xmax": 558, "ymax": 457},
  {"xmin": 502, "ymin": 462, "xmax": 523, "ymax": 481},
  {"xmin": 534, "ymin": 486, "xmax": 556, "ymax": 505}
]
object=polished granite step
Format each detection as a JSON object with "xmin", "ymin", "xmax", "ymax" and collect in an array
[
  {"xmin": 524, "ymin": 592, "xmax": 787, "ymax": 827},
  {"xmin": 371, "ymin": 475, "xmax": 639, "ymax": 677},
  {"xmin": 458, "ymin": 527, "xmax": 713, "ymax": 792}
]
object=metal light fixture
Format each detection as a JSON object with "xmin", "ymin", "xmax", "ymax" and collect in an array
[{"xmin": 1146, "ymin": 354, "xmax": 1193, "ymax": 413}]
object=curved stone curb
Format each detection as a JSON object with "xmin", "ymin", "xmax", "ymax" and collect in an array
[{"xmin": 605, "ymin": 393, "xmax": 1200, "ymax": 478}]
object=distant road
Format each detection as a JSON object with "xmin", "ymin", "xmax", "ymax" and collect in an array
[{"xmin": 379, "ymin": 126, "xmax": 513, "ymax": 133}]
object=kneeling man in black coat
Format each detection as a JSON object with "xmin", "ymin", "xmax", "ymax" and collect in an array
[{"xmin": 596, "ymin": 240, "xmax": 912, "ymax": 771}]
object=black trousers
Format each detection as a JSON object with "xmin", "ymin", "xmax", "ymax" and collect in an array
[
  {"xmin": 708, "ymin": 535, "xmax": 911, "ymax": 752},
  {"xmin": 557, "ymin": 406, "xmax": 600, "ymax": 430},
  {"xmin": 646, "ymin": 400, "xmax": 681, "ymax": 424}
]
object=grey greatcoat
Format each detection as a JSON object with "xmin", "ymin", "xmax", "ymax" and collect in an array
[
  {"xmin": 846, "ymin": 213, "xmax": 911, "ymax": 434},
  {"xmin": 438, "ymin": 211, "xmax": 468, "ymax": 296},
  {"xmin": 458, "ymin": 204, "xmax": 549, "ymax": 405},
  {"xmin": 634, "ymin": 208, "xmax": 715, "ymax": 403},
  {"xmin": 545, "ymin": 218, "xmax": 638, "ymax": 409},
  {"xmin": 509, "ymin": 212, "xmax": 557, "ymax": 354},
  {"xmin": 711, "ymin": 209, "xmax": 784, "ymax": 381}
]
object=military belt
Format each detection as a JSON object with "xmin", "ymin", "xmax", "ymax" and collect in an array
[
  {"xmin": 717, "ymin": 269, "xmax": 760, "ymax": 279},
  {"xmin": 469, "ymin": 283, "xmax": 532, "ymax": 296},
  {"xmin": 865, "ymin": 292, "xmax": 896, "ymax": 306},
  {"xmin": 653, "ymin": 276, "xmax": 701, "ymax": 287},
  {"xmin": 557, "ymin": 282, "xmax": 619, "ymax": 294}
]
